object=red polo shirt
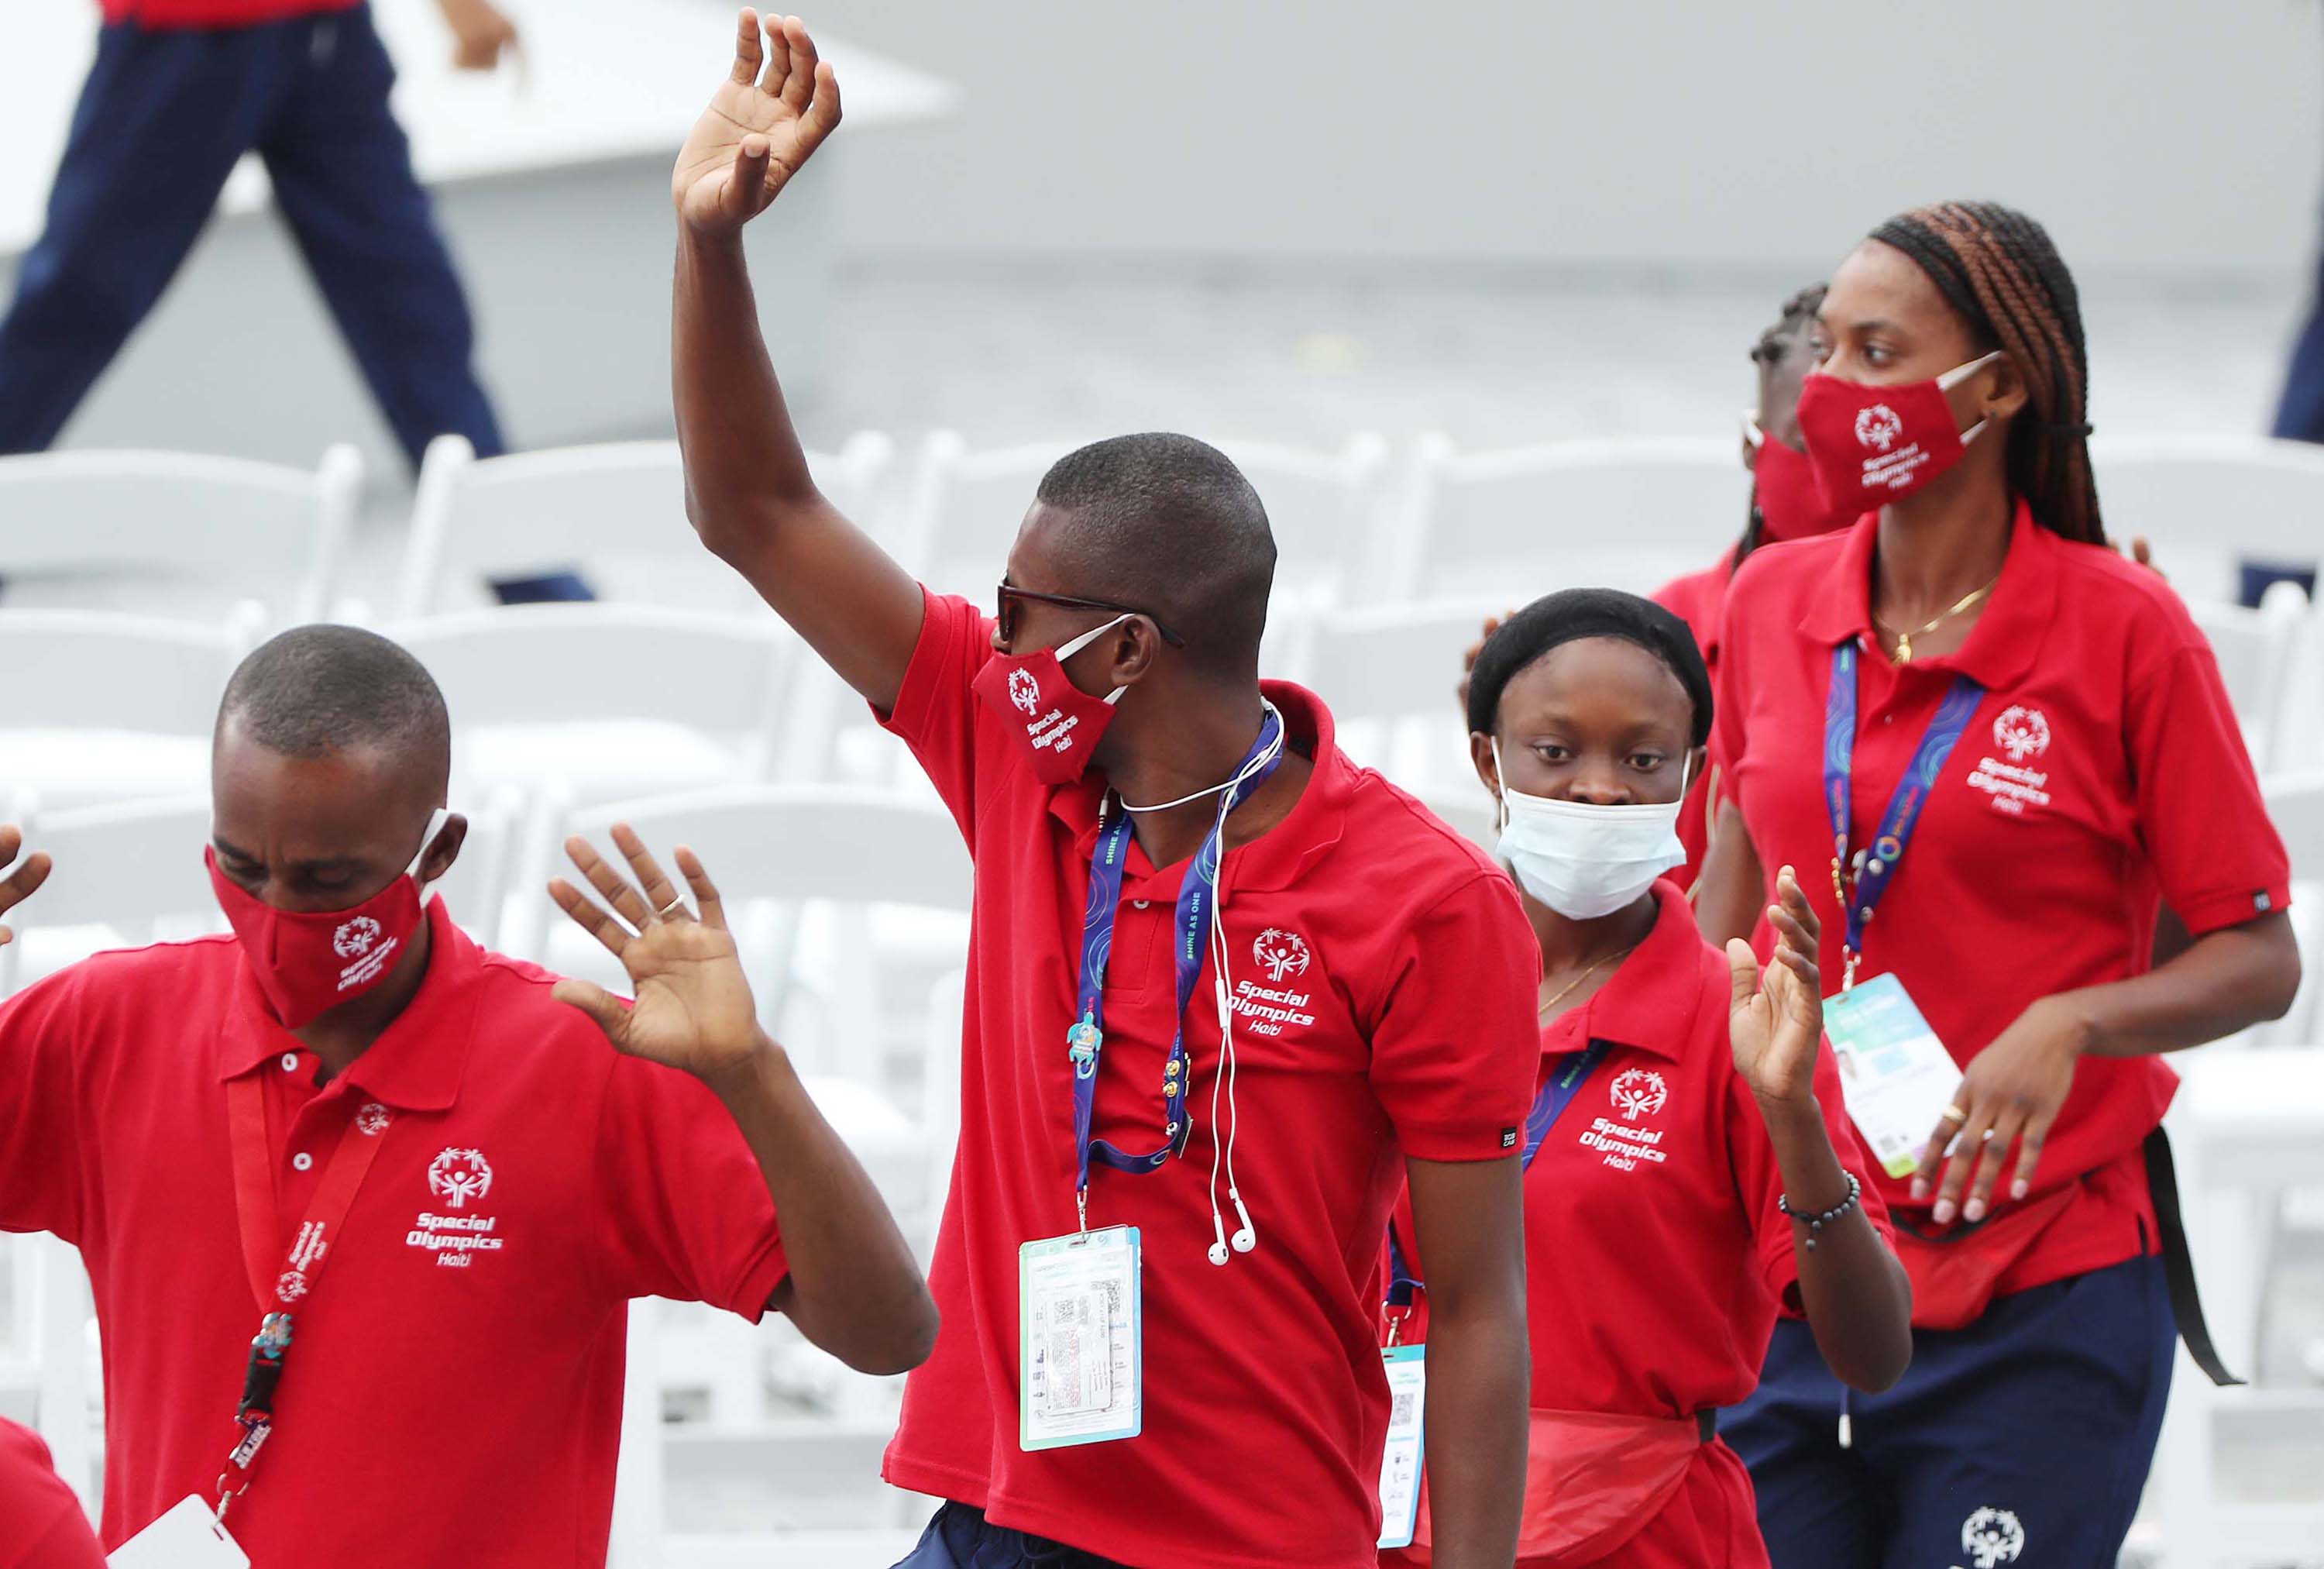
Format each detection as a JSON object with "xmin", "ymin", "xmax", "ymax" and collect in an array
[
  {"xmin": 1649, "ymin": 561, "xmax": 1734, "ymax": 888},
  {"xmin": 0, "ymin": 1422, "xmax": 104, "ymax": 1569},
  {"xmin": 1382, "ymin": 881, "xmax": 1889, "ymax": 1569},
  {"xmin": 877, "ymin": 590, "xmax": 1542, "ymax": 1569},
  {"xmin": 0, "ymin": 900, "xmax": 789, "ymax": 1564},
  {"xmin": 1713, "ymin": 503, "xmax": 2289, "ymax": 1316},
  {"xmin": 98, "ymin": 0, "xmax": 359, "ymax": 31}
]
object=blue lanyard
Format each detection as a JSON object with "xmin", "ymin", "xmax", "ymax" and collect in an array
[
  {"xmin": 1384, "ymin": 1040, "xmax": 1614, "ymax": 1309},
  {"xmin": 1822, "ymin": 641, "xmax": 1982, "ymax": 989},
  {"xmin": 1068, "ymin": 707, "xmax": 1285, "ymax": 1202}
]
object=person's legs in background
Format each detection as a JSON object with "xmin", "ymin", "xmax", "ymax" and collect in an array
[
  {"xmin": 258, "ymin": 2, "xmax": 590, "ymax": 604},
  {"xmin": 0, "ymin": 21, "xmax": 279, "ymax": 455}
]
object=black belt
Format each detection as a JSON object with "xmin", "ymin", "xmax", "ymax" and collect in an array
[
  {"xmin": 1694, "ymin": 1408, "xmax": 1716, "ymax": 1442},
  {"xmin": 2146, "ymin": 1126, "xmax": 2243, "ymax": 1388}
]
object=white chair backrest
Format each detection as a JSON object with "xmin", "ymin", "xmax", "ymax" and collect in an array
[
  {"xmin": 2257, "ymin": 771, "xmax": 2324, "ymax": 1046},
  {"xmin": 384, "ymin": 604, "xmax": 795, "ymax": 756},
  {"xmin": 1287, "ymin": 597, "xmax": 1505, "ymax": 730},
  {"xmin": 561, "ymin": 784, "xmax": 971, "ymax": 916},
  {"xmin": 1374, "ymin": 435, "xmax": 1747, "ymax": 605},
  {"xmin": 0, "ymin": 447, "xmax": 358, "ymax": 624},
  {"xmin": 394, "ymin": 434, "xmax": 896, "ymax": 618},
  {"xmin": 0, "ymin": 607, "xmax": 259, "ymax": 735},
  {"xmin": 2185, "ymin": 583, "xmax": 2306, "ymax": 770},
  {"xmin": 894, "ymin": 431, "xmax": 1388, "ymax": 605},
  {"xmin": 2090, "ymin": 435, "xmax": 2324, "ymax": 603},
  {"xmin": 0, "ymin": 794, "xmax": 216, "ymax": 996}
]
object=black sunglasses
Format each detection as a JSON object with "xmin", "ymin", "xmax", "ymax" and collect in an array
[{"xmin": 995, "ymin": 581, "xmax": 1187, "ymax": 649}]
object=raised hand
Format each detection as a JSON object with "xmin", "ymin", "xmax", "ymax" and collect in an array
[
  {"xmin": 548, "ymin": 826, "xmax": 765, "ymax": 1084},
  {"xmin": 1728, "ymin": 865, "xmax": 1824, "ymax": 1106},
  {"xmin": 435, "ymin": 0, "xmax": 519, "ymax": 72},
  {"xmin": 0, "ymin": 827, "xmax": 51, "ymax": 950},
  {"xmin": 673, "ymin": 10, "xmax": 843, "ymax": 236}
]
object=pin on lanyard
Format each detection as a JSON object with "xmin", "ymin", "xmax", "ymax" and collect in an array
[
  {"xmin": 1823, "ymin": 641, "xmax": 1983, "ymax": 990},
  {"xmin": 1067, "ymin": 707, "xmax": 1285, "ymax": 1235},
  {"xmin": 1380, "ymin": 1040, "xmax": 1614, "ymax": 1336},
  {"xmin": 215, "ymin": 1073, "xmax": 397, "ymax": 1519}
]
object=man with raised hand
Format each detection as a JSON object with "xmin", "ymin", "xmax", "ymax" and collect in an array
[
  {"xmin": 669, "ymin": 15, "xmax": 1541, "ymax": 1568},
  {"xmin": 0, "ymin": 626, "xmax": 934, "ymax": 1565}
]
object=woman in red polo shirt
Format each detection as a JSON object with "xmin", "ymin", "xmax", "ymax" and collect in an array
[
  {"xmin": 1653, "ymin": 283, "xmax": 1859, "ymax": 885},
  {"xmin": 1384, "ymin": 589, "xmax": 1910, "ymax": 1568},
  {"xmin": 1700, "ymin": 200, "xmax": 2302, "ymax": 1568}
]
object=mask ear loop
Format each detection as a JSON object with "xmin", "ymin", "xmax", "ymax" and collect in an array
[
  {"xmin": 1939, "ymin": 349, "xmax": 2006, "ymax": 449},
  {"xmin": 1052, "ymin": 614, "xmax": 1138, "ymax": 706},
  {"xmin": 408, "ymin": 807, "xmax": 452, "ymax": 903}
]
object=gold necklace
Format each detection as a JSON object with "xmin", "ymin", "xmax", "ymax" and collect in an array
[
  {"xmin": 1538, "ymin": 944, "xmax": 1637, "ymax": 1019},
  {"xmin": 1872, "ymin": 572, "xmax": 2001, "ymax": 664}
]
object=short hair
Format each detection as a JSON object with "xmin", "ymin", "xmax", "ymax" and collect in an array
[
  {"xmin": 1033, "ymin": 434, "xmax": 1275, "ymax": 679},
  {"xmin": 1737, "ymin": 280, "xmax": 1831, "ymax": 566},
  {"xmin": 1466, "ymin": 588, "xmax": 1712, "ymax": 748},
  {"xmin": 218, "ymin": 625, "xmax": 450, "ymax": 779}
]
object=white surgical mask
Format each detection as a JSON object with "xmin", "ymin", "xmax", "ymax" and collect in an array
[{"xmin": 1491, "ymin": 741, "xmax": 1689, "ymax": 920}]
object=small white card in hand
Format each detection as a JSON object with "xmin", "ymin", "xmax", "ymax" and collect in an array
[
  {"xmin": 1019, "ymin": 1225, "xmax": 1142, "ymax": 1450},
  {"xmin": 110, "ymin": 1496, "xmax": 249, "ymax": 1568},
  {"xmin": 1375, "ymin": 1344, "xmax": 1427, "ymax": 1550},
  {"xmin": 1823, "ymin": 972, "xmax": 1962, "ymax": 1178}
]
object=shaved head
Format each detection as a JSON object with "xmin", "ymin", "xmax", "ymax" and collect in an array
[
  {"xmin": 1032, "ymin": 434, "xmax": 1275, "ymax": 680},
  {"xmin": 218, "ymin": 625, "xmax": 450, "ymax": 790}
]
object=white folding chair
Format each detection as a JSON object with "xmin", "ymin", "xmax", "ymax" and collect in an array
[
  {"xmin": 0, "ymin": 446, "xmax": 358, "ymax": 625},
  {"xmin": 384, "ymin": 606, "xmax": 799, "ymax": 807},
  {"xmin": 2150, "ymin": 770, "xmax": 2324, "ymax": 1567},
  {"xmin": 395, "ymin": 434, "xmax": 896, "ymax": 618},
  {"xmin": 0, "ymin": 1234, "xmax": 96, "ymax": 1516},
  {"xmin": 0, "ymin": 607, "xmax": 260, "ymax": 808},
  {"xmin": 1368, "ymin": 435, "xmax": 1748, "ymax": 607},
  {"xmin": 2185, "ymin": 582, "xmax": 2308, "ymax": 772},
  {"xmin": 2090, "ymin": 435, "xmax": 2324, "ymax": 607},
  {"xmin": 1281, "ymin": 595, "xmax": 1504, "ymax": 797},
  {"xmin": 892, "ymin": 430, "xmax": 1388, "ymax": 605}
]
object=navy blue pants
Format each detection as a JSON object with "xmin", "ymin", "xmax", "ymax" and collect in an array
[
  {"xmin": 892, "ymin": 1504, "xmax": 1133, "ymax": 1569},
  {"xmin": 0, "ymin": 5, "xmax": 586, "ymax": 603},
  {"xmin": 1721, "ymin": 1255, "xmax": 2172, "ymax": 1569}
]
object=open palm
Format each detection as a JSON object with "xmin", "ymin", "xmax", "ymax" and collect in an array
[
  {"xmin": 549, "ymin": 828, "xmax": 763, "ymax": 1080},
  {"xmin": 673, "ymin": 9, "xmax": 843, "ymax": 236},
  {"xmin": 0, "ymin": 826, "xmax": 51, "ymax": 949},
  {"xmin": 1728, "ymin": 865, "xmax": 1826, "ymax": 1106}
]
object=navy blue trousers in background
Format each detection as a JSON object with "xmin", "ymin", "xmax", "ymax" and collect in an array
[
  {"xmin": 1722, "ymin": 1254, "xmax": 2173, "ymax": 1569},
  {"xmin": 0, "ymin": 5, "xmax": 587, "ymax": 602}
]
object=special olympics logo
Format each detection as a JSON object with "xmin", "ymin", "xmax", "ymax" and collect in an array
[
  {"xmin": 1992, "ymin": 706, "xmax": 2051, "ymax": 762},
  {"xmin": 275, "ymin": 1270, "xmax": 308, "ymax": 1303},
  {"xmin": 333, "ymin": 915, "xmax": 383, "ymax": 958},
  {"xmin": 1961, "ymin": 1507, "xmax": 2025, "ymax": 1568},
  {"xmin": 427, "ymin": 1148, "xmax": 493, "ymax": 1209},
  {"xmin": 1609, "ymin": 1068, "xmax": 1668, "ymax": 1121},
  {"xmin": 1855, "ymin": 404, "xmax": 1904, "ymax": 451},
  {"xmin": 1253, "ymin": 928, "xmax": 1311, "ymax": 983},
  {"xmin": 1007, "ymin": 667, "xmax": 1042, "ymax": 717},
  {"xmin": 354, "ymin": 1103, "xmax": 391, "ymax": 1137}
]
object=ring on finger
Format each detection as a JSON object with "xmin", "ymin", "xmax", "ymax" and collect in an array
[
  {"xmin": 655, "ymin": 896, "xmax": 688, "ymax": 921},
  {"xmin": 1938, "ymin": 1103, "xmax": 1968, "ymax": 1124}
]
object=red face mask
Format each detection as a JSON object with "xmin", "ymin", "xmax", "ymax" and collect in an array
[
  {"xmin": 1747, "ymin": 418, "xmax": 1862, "ymax": 543},
  {"xmin": 207, "ymin": 808, "xmax": 450, "ymax": 1029},
  {"xmin": 1795, "ymin": 350, "xmax": 2001, "ymax": 511},
  {"xmin": 971, "ymin": 614, "xmax": 1130, "ymax": 786}
]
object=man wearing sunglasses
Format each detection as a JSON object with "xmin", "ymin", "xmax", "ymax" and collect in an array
[{"xmin": 669, "ymin": 15, "xmax": 1539, "ymax": 1569}]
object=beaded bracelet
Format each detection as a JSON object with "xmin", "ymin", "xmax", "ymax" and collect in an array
[{"xmin": 1777, "ymin": 1172, "xmax": 1862, "ymax": 1251}]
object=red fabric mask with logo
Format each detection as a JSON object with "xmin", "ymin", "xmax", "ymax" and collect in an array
[
  {"xmin": 1748, "ymin": 420, "xmax": 1862, "ymax": 543},
  {"xmin": 971, "ymin": 614, "xmax": 1130, "ymax": 786},
  {"xmin": 207, "ymin": 808, "xmax": 450, "ymax": 1029},
  {"xmin": 1796, "ymin": 350, "xmax": 2001, "ymax": 511}
]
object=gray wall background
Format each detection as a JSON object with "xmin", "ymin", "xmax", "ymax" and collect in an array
[{"xmin": 810, "ymin": 0, "xmax": 2324, "ymax": 279}]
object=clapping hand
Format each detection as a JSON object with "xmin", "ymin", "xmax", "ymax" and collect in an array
[{"xmin": 1728, "ymin": 866, "xmax": 1824, "ymax": 1107}]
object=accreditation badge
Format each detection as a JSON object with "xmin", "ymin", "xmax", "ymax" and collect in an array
[{"xmin": 1019, "ymin": 1225, "xmax": 1143, "ymax": 1450}]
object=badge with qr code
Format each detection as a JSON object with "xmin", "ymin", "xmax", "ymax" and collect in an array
[
  {"xmin": 1020, "ymin": 1226, "xmax": 1143, "ymax": 1450},
  {"xmin": 1377, "ymin": 1344, "xmax": 1426, "ymax": 1549}
]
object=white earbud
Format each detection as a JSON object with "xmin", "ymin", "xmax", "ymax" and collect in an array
[
  {"xmin": 1208, "ymin": 1213, "xmax": 1231, "ymax": 1268},
  {"xmin": 1229, "ymin": 1186, "xmax": 1256, "ymax": 1253}
]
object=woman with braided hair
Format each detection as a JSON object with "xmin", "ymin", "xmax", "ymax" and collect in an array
[{"xmin": 1697, "ymin": 200, "xmax": 2302, "ymax": 1567}]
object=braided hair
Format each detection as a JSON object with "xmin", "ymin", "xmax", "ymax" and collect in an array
[
  {"xmin": 1866, "ymin": 201, "xmax": 2104, "ymax": 545},
  {"xmin": 1734, "ymin": 282, "xmax": 1831, "ymax": 568}
]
